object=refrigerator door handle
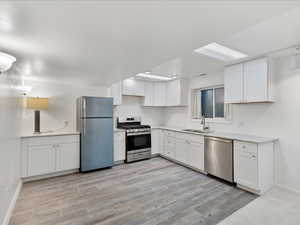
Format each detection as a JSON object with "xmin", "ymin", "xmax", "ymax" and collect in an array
[
  {"xmin": 83, "ymin": 119, "xmax": 86, "ymax": 136},
  {"xmin": 83, "ymin": 97, "xmax": 87, "ymax": 118}
]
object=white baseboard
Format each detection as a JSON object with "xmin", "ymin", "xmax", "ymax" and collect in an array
[
  {"xmin": 275, "ymin": 184, "xmax": 300, "ymax": 194},
  {"xmin": 2, "ymin": 181, "xmax": 22, "ymax": 225},
  {"xmin": 22, "ymin": 169, "xmax": 79, "ymax": 183}
]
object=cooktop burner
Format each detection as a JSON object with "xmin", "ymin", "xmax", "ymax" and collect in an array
[{"xmin": 118, "ymin": 124, "xmax": 151, "ymax": 130}]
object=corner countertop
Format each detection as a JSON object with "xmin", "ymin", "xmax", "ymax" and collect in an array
[
  {"xmin": 21, "ymin": 131, "xmax": 80, "ymax": 138},
  {"xmin": 151, "ymin": 126, "xmax": 277, "ymax": 144}
]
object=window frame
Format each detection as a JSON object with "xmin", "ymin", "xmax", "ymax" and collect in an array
[{"xmin": 191, "ymin": 85, "xmax": 232, "ymax": 124}]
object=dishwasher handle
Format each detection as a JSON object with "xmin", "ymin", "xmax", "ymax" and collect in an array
[{"xmin": 205, "ymin": 136, "xmax": 232, "ymax": 143}]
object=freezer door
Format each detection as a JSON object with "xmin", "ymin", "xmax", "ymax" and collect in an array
[
  {"xmin": 80, "ymin": 118, "xmax": 113, "ymax": 172},
  {"xmin": 82, "ymin": 97, "xmax": 113, "ymax": 118}
]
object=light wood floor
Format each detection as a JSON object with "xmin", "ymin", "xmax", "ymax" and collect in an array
[{"xmin": 9, "ymin": 157, "xmax": 256, "ymax": 225}]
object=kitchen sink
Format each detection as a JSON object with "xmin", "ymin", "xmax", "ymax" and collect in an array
[{"xmin": 182, "ymin": 129, "xmax": 212, "ymax": 133}]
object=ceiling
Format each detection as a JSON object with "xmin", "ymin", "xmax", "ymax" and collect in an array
[{"xmin": 0, "ymin": 1, "xmax": 300, "ymax": 86}]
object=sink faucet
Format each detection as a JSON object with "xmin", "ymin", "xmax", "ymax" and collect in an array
[{"xmin": 201, "ymin": 115, "xmax": 209, "ymax": 130}]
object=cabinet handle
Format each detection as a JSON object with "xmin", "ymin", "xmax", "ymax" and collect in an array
[{"xmin": 242, "ymin": 145, "xmax": 246, "ymax": 149}]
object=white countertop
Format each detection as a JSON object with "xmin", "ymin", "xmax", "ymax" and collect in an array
[
  {"xmin": 152, "ymin": 126, "xmax": 277, "ymax": 144},
  {"xmin": 114, "ymin": 128, "xmax": 125, "ymax": 133},
  {"xmin": 21, "ymin": 131, "xmax": 80, "ymax": 138}
]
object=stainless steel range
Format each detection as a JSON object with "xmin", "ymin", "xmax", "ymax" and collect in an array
[{"xmin": 117, "ymin": 117, "xmax": 151, "ymax": 163}]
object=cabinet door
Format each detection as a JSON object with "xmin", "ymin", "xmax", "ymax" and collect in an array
[
  {"xmin": 234, "ymin": 142, "xmax": 258, "ymax": 190},
  {"xmin": 154, "ymin": 82, "xmax": 166, "ymax": 106},
  {"xmin": 122, "ymin": 79, "xmax": 136, "ymax": 96},
  {"xmin": 163, "ymin": 135, "xmax": 176, "ymax": 159},
  {"xmin": 122, "ymin": 79, "xmax": 145, "ymax": 96},
  {"xmin": 27, "ymin": 145, "xmax": 56, "ymax": 177},
  {"xmin": 110, "ymin": 81, "xmax": 122, "ymax": 105},
  {"xmin": 224, "ymin": 64, "xmax": 244, "ymax": 103},
  {"xmin": 56, "ymin": 143, "xmax": 79, "ymax": 172},
  {"xmin": 164, "ymin": 145, "xmax": 176, "ymax": 159},
  {"xmin": 151, "ymin": 129, "xmax": 160, "ymax": 154},
  {"xmin": 135, "ymin": 80, "xmax": 145, "ymax": 96},
  {"xmin": 244, "ymin": 57, "xmax": 268, "ymax": 102},
  {"xmin": 166, "ymin": 80, "xmax": 180, "ymax": 106},
  {"xmin": 188, "ymin": 142, "xmax": 204, "ymax": 171},
  {"xmin": 114, "ymin": 132, "xmax": 126, "ymax": 161},
  {"xmin": 175, "ymin": 139, "xmax": 188, "ymax": 164},
  {"xmin": 144, "ymin": 82, "xmax": 154, "ymax": 106}
]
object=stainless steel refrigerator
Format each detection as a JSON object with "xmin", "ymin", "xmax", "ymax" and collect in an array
[{"xmin": 77, "ymin": 96, "xmax": 113, "ymax": 172}]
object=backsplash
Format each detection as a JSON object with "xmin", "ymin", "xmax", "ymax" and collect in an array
[{"xmin": 113, "ymin": 96, "xmax": 164, "ymax": 127}]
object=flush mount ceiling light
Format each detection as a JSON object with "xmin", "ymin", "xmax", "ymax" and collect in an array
[
  {"xmin": 194, "ymin": 42, "xmax": 247, "ymax": 62},
  {"xmin": 0, "ymin": 51, "xmax": 16, "ymax": 73},
  {"xmin": 136, "ymin": 72, "xmax": 176, "ymax": 81}
]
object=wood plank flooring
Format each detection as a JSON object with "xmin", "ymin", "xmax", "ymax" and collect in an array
[{"xmin": 9, "ymin": 157, "xmax": 256, "ymax": 225}]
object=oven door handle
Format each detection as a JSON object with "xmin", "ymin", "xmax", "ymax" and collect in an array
[{"xmin": 127, "ymin": 132, "xmax": 151, "ymax": 136}]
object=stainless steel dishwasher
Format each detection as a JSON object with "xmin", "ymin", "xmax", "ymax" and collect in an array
[{"xmin": 204, "ymin": 136, "xmax": 233, "ymax": 183}]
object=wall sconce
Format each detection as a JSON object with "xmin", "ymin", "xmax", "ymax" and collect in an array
[{"xmin": 0, "ymin": 51, "xmax": 16, "ymax": 74}]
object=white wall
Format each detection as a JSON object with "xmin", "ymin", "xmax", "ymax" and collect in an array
[
  {"xmin": 21, "ymin": 81, "xmax": 108, "ymax": 135},
  {"xmin": 0, "ymin": 73, "xmax": 23, "ymax": 224},
  {"xmin": 113, "ymin": 96, "xmax": 164, "ymax": 127},
  {"xmin": 22, "ymin": 82, "xmax": 164, "ymax": 134},
  {"xmin": 163, "ymin": 56, "xmax": 300, "ymax": 192}
]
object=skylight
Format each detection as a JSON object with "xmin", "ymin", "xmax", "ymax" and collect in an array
[
  {"xmin": 136, "ymin": 73, "xmax": 176, "ymax": 81},
  {"xmin": 194, "ymin": 42, "xmax": 247, "ymax": 61}
]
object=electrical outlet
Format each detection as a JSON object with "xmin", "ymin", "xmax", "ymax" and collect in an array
[
  {"xmin": 238, "ymin": 121, "xmax": 245, "ymax": 128},
  {"xmin": 64, "ymin": 120, "xmax": 69, "ymax": 127}
]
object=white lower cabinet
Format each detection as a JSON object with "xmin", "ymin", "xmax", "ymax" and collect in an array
[
  {"xmin": 151, "ymin": 129, "xmax": 162, "ymax": 154},
  {"xmin": 56, "ymin": 143, "xmax": 80, "ymax": 172},
  {"xmin": 22, "ymin": 134, "xmax": 80, "ymax": 178},
  {"xmin": 175, "ymin": 139, "xmax": 188, "ymax": 164},
  {"xmin": 163, "ymin": 135, "xmax": 177, "ymax": 158},
  {"xmin": 114, "ymin": 131, "xmax": 126, "ymax": 162},
  {"xmin": 160, "ymin": 130, "xmax": 205, "ymax": 172},
  {"xmin": 234, "ymin": 141, "xmax": 274, "ymax": 194},
  {"xmin": 27, "ymin": 145, "xmax": 56, "ymax": 177},
  {"xmin": 188, "ymin": 142, "xmax": 204, "ymax": 171}
]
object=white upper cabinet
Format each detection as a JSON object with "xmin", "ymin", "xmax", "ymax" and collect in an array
[
  {"xmin": 154, "ymin": 82, "xmax": 166, "ymax": 106},
  {"xmin": 224, "ymin": 57, "xmax": 274, "ymax": 104},
  {"xmin": 166, "ymin": 79, "xmax": 188, "ymax": 106},
  {"xmin": 143, "ymin": 82, "xmax": 155, "ymax": 106},
  {"xmin": 112, "ymin": 78, "xmax": 188, "ymax": 107},
  {"xmin": 143, "ymin": 79, "xmax": 187, "ymax": 107},
  {"xmin": 224, "ymin": 63, "xmax": 243, "ymax": 103},
  {"xmin": 122, "ymin": 78, "xmax": 145, "ymax": 96},
  {"xmin": 244, "ymin": 58, "xmax": 269, "ymax": 102},
  {"xmin": 109, "ymin": 81, "xmax": 122, "ymax": 106}
]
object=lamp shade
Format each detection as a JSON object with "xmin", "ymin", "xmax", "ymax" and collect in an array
[{"xmin": 26, "ymin": 97, "xmax": 48, "ymax": 110}]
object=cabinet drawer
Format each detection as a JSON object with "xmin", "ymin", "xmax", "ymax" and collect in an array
[
  {"xmin": 164, "ymin": 136, "xmax": 176, "ymax": 147},
  {"xmin": 24, "ymin": 135, "xmax": 79, "ymax": 147},
  {"xmin": 234, "ymin": 141, "xmax": 257, "ymax": 154},
  {"xmin": 163, "ymin": 130, "xmax": 176, "ymax": 138},
  {"xmin": 176, "ymin": 132, "xmax": 204, "ymax": 144}
]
